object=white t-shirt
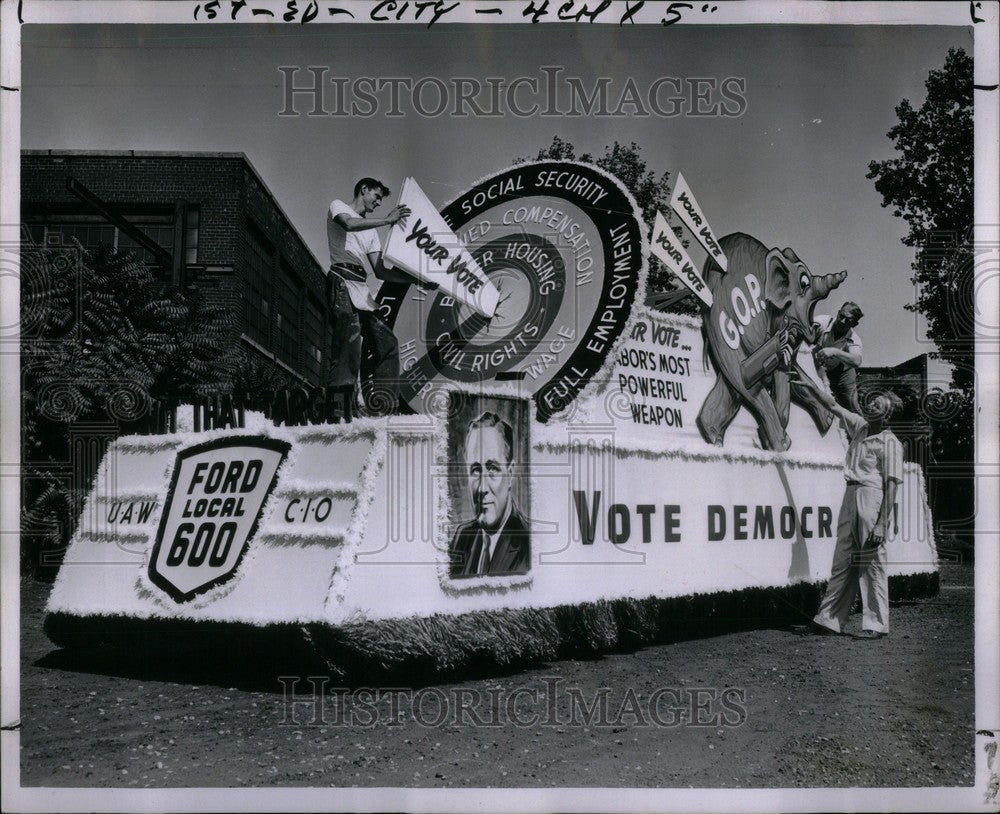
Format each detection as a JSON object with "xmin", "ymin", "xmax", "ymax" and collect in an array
[
  {"xmin": 841, "ymin": 411, "xmax": 904, "ymax": 488},
  {"xmin": 814, "ymin": 314, "xmax": 862, "ymax": 373},
  {"xmin": 326, "ymin": 199, "xmax": 381, "ymax": 312}
]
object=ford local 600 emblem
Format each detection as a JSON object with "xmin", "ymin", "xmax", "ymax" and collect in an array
[
  {"xmin": 148, "ymin": 437, "xmax": 289, "ymax": 603},
  {"xmin": 376, "ymin": 161, "xmax": 645, "ymax": 422}
]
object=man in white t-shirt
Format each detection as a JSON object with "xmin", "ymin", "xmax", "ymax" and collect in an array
[
  {"xmin": 326, "ymin": 177, "xmax": 411, "ymax": 415},
  {"xmin": 792, "ymin": 373, "xmax": 903, "ymax": 639},
  {"xmin": 812, "ymin": 301, "xmax": 864, "ymax": 413}
]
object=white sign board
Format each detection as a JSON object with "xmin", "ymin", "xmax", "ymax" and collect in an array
[
  {"xmin": 669, "ymin": 172, "xmax": 728, "ymax": 272},
  {"xmin": 148, "ymin": 437, "xmax": 289, "ymax": 603},
  {"xmin": 383, "ymin": 176, "xmax": 500, "ymax": 318},
  {"xmin": 649, "ymin": 211, "xmax": 714, "ymax": 307}
]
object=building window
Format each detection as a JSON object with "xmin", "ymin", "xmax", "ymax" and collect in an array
[
  {"xmin": 244, "ymin": 223, "xmax": 273, "ymax": 349},
  {"xmin": 185, "ymin": 207, "xmax": 200, "ymax": 265},
  {"xmin": 117, "ymin": 213, "xmax": 175, "ymax": 264},
  {"xmin": 303, "ymin": 292, "xmax": 325, "ymax": 380},
  {"xmin": 22, "ymin": 207, "xmax": 200, "ymax": 269},
  {"xmin": 28, "ymin": 217, "xmax": 117, "ymax": 255},
  {"xmin": 243, "ymin": 220, "xmax": 319, "ymax": 382},
  {"xmin": 276, "ymin": 264, "xmax": 302, "ymax": 369}
]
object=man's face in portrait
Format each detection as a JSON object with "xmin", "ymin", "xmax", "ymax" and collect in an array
[{"xmin": 465, "ymin": 425, "xmax": 513, "ymax": 534}]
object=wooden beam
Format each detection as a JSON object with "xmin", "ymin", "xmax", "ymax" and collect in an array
[{"xmin": 65, "ymin": 176, "xmax": 172, "ymax": 268}]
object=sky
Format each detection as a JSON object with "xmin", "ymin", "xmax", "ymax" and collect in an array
[{"xmin": 20, "ymin": 22, "xmax": 972, "ymax": 369}]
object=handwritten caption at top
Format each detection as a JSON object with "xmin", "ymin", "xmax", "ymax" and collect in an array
[{"xmin": 192, "ymin": 0, "xmax": 719, "ymax": 27}]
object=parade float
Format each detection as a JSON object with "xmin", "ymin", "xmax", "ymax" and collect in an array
[{"xmin": 44, "ymin": 162, "xmax": 939, "ymax": 676}]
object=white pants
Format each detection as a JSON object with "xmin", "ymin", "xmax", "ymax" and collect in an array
[{"xmin": 813, "ymin": 483, "xmax": 889, "ymax": 633}]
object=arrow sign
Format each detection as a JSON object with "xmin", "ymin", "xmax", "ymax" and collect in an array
[
  {"xmin": 669, "ymin": 173, "xmax": 728, "ymax": 273},
  {"xmin": 649, "ymin": 211, "xmax": 714, "ymax": 308},
  {"xmin": 382, "ymin": 177, "xmax": 499, "ymax": 318}
]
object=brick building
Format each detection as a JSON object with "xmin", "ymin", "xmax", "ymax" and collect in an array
[{"xmin": 21, "ymin": 150, "xmax": 331, "ymax": 386}]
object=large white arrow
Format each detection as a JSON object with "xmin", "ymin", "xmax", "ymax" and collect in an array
[
  {"xmin": 382, "ymin": 177, "xmax": 499, "ymax": 318},
  {"xmin": 669, "ymin": 173, "xmax": 728, "ymax": 273},
  {"xmin": 649, "ymin": 211, "xmax": 713, "ymax": 308}
]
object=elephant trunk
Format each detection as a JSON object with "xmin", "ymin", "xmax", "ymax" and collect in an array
[
  {"xmin": 804, "ymin": 271, "xmax": 849, "ymax": 343},
  {"xmin": 812, "ymin": 270, "xmax": 848, "ymax": 299}
]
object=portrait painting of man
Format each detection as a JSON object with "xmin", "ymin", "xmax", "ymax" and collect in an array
[{"xmin": 448, "ymin": 400, "xmax": 530, "ymax": 578}]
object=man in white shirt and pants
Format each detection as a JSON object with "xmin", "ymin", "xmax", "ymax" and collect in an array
[
  {"xmin": 793, "ymin": 373, "xmax": 904, "ymax": 639},
  {"xmin": 326, "ymin": 177, "xmax": 411, "ymax": 415}
]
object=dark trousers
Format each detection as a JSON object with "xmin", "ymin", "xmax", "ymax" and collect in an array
[
  {"xmin": 827, "ymin": 366, "xmax": 861, "ymax": 414},
  {"xmin": 327, "ymin": 275, "xmax": 400, "ymax": 416}
]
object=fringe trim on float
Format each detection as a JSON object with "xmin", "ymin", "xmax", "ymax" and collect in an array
[
  {"xmin": 533, "ymin": 431, "xmax": 931, "ymax": 474},
  {"xmin": 532, "ymin": 435, "xmax": 845, "ymax": 470},
  {"xmin": 257, "ymin": 530, "xmax": 347, "ymax": 547},
  {"xmin": 913, "ymin": 464, "xmax": 937, "ymax": 555},
  {"xmin": 116, "ymin": 438, "xmax": 184, "ymax": 453},
  {"xmin": 45, "ymin": 571, "xmax": 940, "ymax": 681},
  {"xmin": 323, "ymin": 428, "xmax": 389, "ymax": 611},
  {"xmin": 94, "ymin": 492, "xmax": 161, "ymax": 504},
  {"xmin": 77, "ymin": 531, "xmax": 148, "ymax": 544},
  {"xmin": 275, "ymin": 480, "xmax": 359, "ymax": 500}
]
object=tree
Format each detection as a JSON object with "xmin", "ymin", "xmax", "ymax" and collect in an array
[
  {"xmin": 520, "ymin": 137, "xmax": 699, "ymax": 316},
  {"xmin": 866, "ymin": 47, "xmax": 974, "ymax": 556},
  {"xmin": 866, "ymin": 47, "xmax": 974, "ymax": 390},
  {"xmin": 20, "ymin": 244, "xmax": 232, "ymax": 576},
  {"xmin": 229, "ymin": 345, "xmax": 299, "ymax": 395}
]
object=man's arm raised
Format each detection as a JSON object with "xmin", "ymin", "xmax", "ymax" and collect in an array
[
  {"xmin": 791, "ymin": 369, "xmax": 865, "ymax": 434},
  {"xmin": 816, "ymin": 345, "xmax": 862, "ymax": 368},
  {"xmin": 334, "ymin": 204, "xmax": 410, "ymax": 233}
]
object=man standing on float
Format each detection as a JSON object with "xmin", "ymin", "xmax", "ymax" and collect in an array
[
  {"xmin": 812, "ymin": 301, "xmax": 864, "ymax": 413},
  {"xmin": 326, "ymin": 177, "xmax": 411, "ymax": 415}
]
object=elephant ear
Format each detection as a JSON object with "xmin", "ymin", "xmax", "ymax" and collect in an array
[
  {"xmin": 781, "ymin": 247, "xmax": 802, "ymax": 265},
  {"xmin": 764, "ymin": 248, "xmax": 792, "ymax": 311}
]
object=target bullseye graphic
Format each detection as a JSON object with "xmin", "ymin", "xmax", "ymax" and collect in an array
[
  {"xmin": 416, "ymin": 233, "xmax": 566, "ymax": 387},
  {"xmin": 377, "ymin": 161, "xmax": 645, "ymax": 421}
]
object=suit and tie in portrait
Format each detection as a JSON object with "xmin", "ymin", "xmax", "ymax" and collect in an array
[{"xmin": 448, "ymin": 410, "xmax": 530, "ymax": 578}]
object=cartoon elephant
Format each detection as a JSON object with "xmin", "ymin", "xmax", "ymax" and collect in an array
[{"xmin": 697, "ymin": 233, "xmax": 847, "ymax": 451}]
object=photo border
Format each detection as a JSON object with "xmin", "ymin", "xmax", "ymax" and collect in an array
[{"xmin": 1, "ymin": 3, "xmax": 996, "ymax": 812}]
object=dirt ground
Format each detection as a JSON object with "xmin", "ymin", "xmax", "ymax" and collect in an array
[{"xmin": 18, "ymin": 564, "xmax": 974, "ymax": 789}]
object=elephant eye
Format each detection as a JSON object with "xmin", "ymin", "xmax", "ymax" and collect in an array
[{"xmin": 799, "ymin": 271, "xmax": 810, "ymax": 291}]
